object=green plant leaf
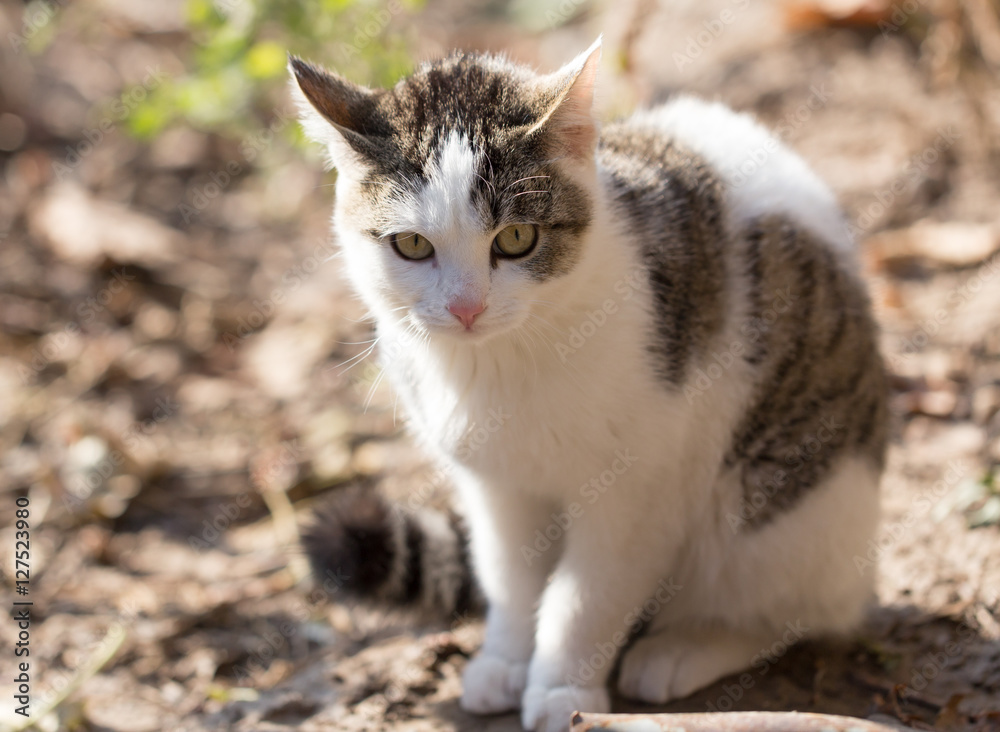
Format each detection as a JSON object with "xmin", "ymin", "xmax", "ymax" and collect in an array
[{"xmin": 245, "ymin": 40, "xmax": 288, "ymax": 79}]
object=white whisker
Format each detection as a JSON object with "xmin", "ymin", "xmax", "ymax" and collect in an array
[
  {"xmin": 332, "ymin": 339, "xmax": 380, "ymax": 375},
  {"xmin": 476, "ymin": 172, "xmax": 496, "ymax": 197},
  {"xmin": 503, "ymin": 174, "xmax": 551, "ymax": 192}
]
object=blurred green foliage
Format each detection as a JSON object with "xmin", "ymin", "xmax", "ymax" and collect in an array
[{"xmin": 131, "ymin": 0, "xmax": 421, "ymax": 142}]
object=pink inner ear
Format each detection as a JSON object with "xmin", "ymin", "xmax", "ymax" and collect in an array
[
  {"xmin": 556, "ymin": 113, "xmax": 598, "ymax": 159},
  {"xmin": 535, "ymin": 43, "xmax": 601, "ymax": 159}
]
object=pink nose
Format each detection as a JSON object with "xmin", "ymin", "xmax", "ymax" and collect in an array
[{"xmin": 447, "ymin": 299, "xmax": 486, "ymax": 329}]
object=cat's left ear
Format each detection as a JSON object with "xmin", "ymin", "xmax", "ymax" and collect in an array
[
  {"xmin": 288, "ymin": 55, "xmax": 385, "ymax": 172},
  {"xmin": 527, "ymin": 37, "xmax": 602, "ymax": 160}
]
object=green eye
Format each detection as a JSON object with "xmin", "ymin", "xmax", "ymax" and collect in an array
[
  {"xmin": 390, "ymin": 232, "xmax": 435, "ymax": 261},
  {"xmin": 493, "ymin": 224, "xmax": 538, "ymax": 258}
]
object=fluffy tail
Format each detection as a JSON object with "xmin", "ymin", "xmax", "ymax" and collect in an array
[{"xmin": 302, "ymin": 488, "xmax": 481, "ymax": 617}]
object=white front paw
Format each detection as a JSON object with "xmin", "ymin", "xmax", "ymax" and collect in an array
[
  {"xmin": 460, "ymin": 654, "xmax": 528, "ymax": 714},
  {"xmin": 521, "ymin": 684, "xmax": 610, "ymax": 732},
  {"xmin": 617, "ymin": 629, "xmax": 759, "ymax": 704}
]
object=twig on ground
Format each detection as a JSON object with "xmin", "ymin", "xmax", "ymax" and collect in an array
[{"xmin": 569, "ymin": 711, "xmax": 919, "ymax": 731}]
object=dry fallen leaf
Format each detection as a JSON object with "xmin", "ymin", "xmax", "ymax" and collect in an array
[
  {"xmin": 28, "ymin": 182, "xmax": 180, "ymax": 268},
  {"xmin": 867, "ymin": 220, "xmax": 1000, "ymax": 269},
  {"xmin": 783, "ymin": 0, "xmax": 902, "ymax": 30}
]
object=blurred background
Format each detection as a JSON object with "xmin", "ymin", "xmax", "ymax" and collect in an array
[{"xmin": 1, "ymin": 0, "xmax": 1000, "ymax": 729}]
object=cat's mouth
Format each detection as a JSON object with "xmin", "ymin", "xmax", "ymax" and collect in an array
[{"xmin": 439, "ymin": 319, "xmax": 502, "ymax": 341}]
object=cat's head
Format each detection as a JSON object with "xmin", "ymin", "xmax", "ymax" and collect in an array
[{"xmin": 290, "ymin": 40, "xmax": 602, "ymax": 343}]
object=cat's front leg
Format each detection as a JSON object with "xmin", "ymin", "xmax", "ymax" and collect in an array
[
  {"xmin": 521, "ymin": 503, "xmax": 681, "ymax": 732},
  {"xmin": 456, "ymin": 478, "xmax": 560, "ymax": 715}
]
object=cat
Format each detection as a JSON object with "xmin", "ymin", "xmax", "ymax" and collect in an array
[{"xmin": 290, "ymin": 37, "xmax": 888, "ymax": 732}]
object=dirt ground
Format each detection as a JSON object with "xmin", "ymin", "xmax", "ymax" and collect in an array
[{"xmin": 1, "ymin": 0, "xmax": 1000, "ymax": 730}]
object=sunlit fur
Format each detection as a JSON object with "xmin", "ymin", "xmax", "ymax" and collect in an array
[{"xmin": 293, "ymin": 39, "xmax": 887, "ymax": 732}]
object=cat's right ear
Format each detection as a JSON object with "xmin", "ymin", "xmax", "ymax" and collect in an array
[
  {"xmin": 525, "ymin": 37, "xmax": 602, "ymax": 161},
  {"xmin": 288, "ymin": 56, "xmax": 384, "ymax": 172}
]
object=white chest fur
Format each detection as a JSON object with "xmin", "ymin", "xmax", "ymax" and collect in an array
[{"xmin": 379, "ymin": 255, "xmax": 705, "ymax": 507}]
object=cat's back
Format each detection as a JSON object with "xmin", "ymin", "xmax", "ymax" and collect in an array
[
  {"xmin": 598, "ymin": 95, "xmax": 853, "ymax": 258},
  {"xmin": 597, "ymin": 96, "xmax": 888, "ymax": 521}
]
